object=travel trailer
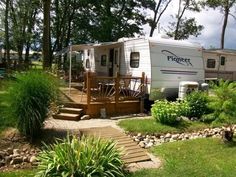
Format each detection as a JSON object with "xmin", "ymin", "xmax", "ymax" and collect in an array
[
  {"xmin": 59, "ymin": 37, "xmax": 205, "ymax": 99},
  {"xmin": 203, "ymin": 49, "xmax": 236, "ymax": 81}
]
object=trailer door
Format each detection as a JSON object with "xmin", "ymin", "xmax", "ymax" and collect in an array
[
  {"xmin": 219, "ymin": 55, "xmax": 226, "ymax": 71},
  {"xmin": 113, "ymin": 48, "xmax": 120, "ymax": 76}
]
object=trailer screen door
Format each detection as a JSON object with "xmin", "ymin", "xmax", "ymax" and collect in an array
[{"xmin": 113, "ymin": 48, "xmax": 120, "ymax": 76}]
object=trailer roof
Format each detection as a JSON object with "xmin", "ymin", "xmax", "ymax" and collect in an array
[
  {"xmin": 203, "ymin": 49, "xmax": 236, "ymax": 56},
  {"xmin": 118, "ymin": 37, "xmax": 202, "ymax": 49}
]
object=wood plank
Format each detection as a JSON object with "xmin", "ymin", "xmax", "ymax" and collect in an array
[
  {"xmin": 116, "ymin": 139, "xmax": 134, "ymax": 144},
  {"xmin": 122, "ymin": 153, "xmax": 149, "ymax": 160},
  {"xmin": 81, "ymin": 126, "xmax": 151, "ymax": 164},
  {"xmin": 116, "ymin": 142, "xmax": 138, "ymax": 147},
  {"xmin": 124, "ymin": 149, "xmax": 145, "ymax": 155},
  {"xmin": 124, "ymin": 156, "xmax": 150, "ymax": 164}
]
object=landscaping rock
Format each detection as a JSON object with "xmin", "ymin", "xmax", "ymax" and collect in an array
[
  {"xmin": 131, "ymin": 125, "xmax": 234, "ymax": 149},
  {"xmin": 138, "ymin": 141, "xmax": 145, "ymax": 148},
  {"xmin": 0, "ymin": 160, "xmax": 5, "ymax": 167},
  {"xmin": 6, "ymin": 148, "xmax": 13, "ymax": 155},
  {"xmin": 0, "ymin": 151, "xmax": 6, "ymax": 159},
  {"xmin": 165, "ymin": 133, "xmax": 171, "ymax": 139},
  {"xmin": 10, "ymin": 157, "xmax": 23, "ymax": 165},
  {"xmin": 29, "ymin": 155, "xmax": 37, "ymax": 163},
  {"xmin": 5, "ymin": 156, "xmax": 12, "ymax": 164},
  {"xmin": 13, "ymin": 149, "xmax": 20, "ymax": 156}
]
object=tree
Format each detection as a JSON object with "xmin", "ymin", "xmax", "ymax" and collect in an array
[
  {"xmin": 9, "ymin": 0, "xmax": 40, "ymax": 68},
  {"xmin": 42, "ymin": 0, "xmax": 51, "ymax": 69},
  {"xmin": 140, "ymin": 0, "xmax": 172, "ymax": 37},
  {"xmin": 202, "ymin": 0, "xmax": 236, "ymax": 49},
  {"xmin": 4, "ymin": 0, "xmax": 10, "ymax": 67},
  {"xmin": 166, "ymin": 0, "xmax": 203, "ymax": 40},
  {"xmin": 76, "ymin": 0, "xmax": 146, "ymax": 42},
  {"xmin": 51, "ymin": 0, "xmax": 78, "ymax": 53}
]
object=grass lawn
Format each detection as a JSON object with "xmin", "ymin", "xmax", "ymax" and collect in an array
[
  {"xmin": 130, "ymin": 138, "xmax": 236, "ymax": 177},
  {"xmin": 0, "ymin": 169, "xmax": 36, "ymax": 177},
  {"xmin": 0, "ymin": 81, "xmax": 16, "ymax": 134},
  {"xmin": 118, "ymin": 117, "xmax": 211, "ymax": 134}
]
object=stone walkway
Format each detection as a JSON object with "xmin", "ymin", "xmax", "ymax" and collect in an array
[{"xmin": 44, "ymin": 117, "xmax": 161, "ymax": 171}]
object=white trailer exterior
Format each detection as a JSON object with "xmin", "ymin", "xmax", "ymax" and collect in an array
[
  {"xmin": 64, "ymin": 37, "xmax": 205, "ymax": 99},
  {"xmin": 120, "ymin": 38, "xmax": 205, "ymax": 99},
  {"xmin": 203, "ymin": 49, "xmax": 236, "ymax": 81}
]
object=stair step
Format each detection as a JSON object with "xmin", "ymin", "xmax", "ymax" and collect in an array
[
  {"xmin": 60, "ymin": 107, "xmax": 83, "ymax": 114},
  {"xmin": 53, "ymin": 113, "xmax": 80, "ymax": 121},
  {"xmin": 61, "ymin": 102, "xmax": 81, "ymax": 108}
]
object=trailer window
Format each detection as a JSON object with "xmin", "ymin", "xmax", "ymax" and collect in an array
[
  {"xmin": 85, "ymin": 59, "xmax": 90, "ymax": 68},
  {"xmin": 207, "ymin": 59, "xmax": 216, "ymax": 68},
  {"xmin": 220, "ymin": 56, "xmax": 225, "ymax": 65},
  {"xmin": 101, "ymin": 55, "xmax": 107, "ymax": 66},
  {"xmin": 130, "ymin": 52, "xmax": 140, "ymax": 68}
]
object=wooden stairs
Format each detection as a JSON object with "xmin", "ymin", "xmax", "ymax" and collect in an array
[{"xmin": 53, "ymin": 103, "xmax": 83, "ymax": 121}]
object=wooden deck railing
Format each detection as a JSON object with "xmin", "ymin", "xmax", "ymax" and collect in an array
[{"xmin": 82, "ymin": 72, "xmax": 146, "ymax": 106}]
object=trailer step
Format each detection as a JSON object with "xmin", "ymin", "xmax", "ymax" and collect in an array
[
  {"xmin": 53, "ymin": 113, "xmax": 80, "ymax": 121},
  {"xmin": 60, "ymin": 107, "xmax": 83, "ymax": 114}
]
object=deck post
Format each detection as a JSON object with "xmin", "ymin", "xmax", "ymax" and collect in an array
[
  {"xmin": 140, "ymin": 72, "xmax": 145, "ymax": 113},
  {"xmin": 87, "ymin": 72, "xmax": 91, "ymax": 114},
  {"xmin": 115, "ymin": 72, "xmax": 120, "ymax": 109}
]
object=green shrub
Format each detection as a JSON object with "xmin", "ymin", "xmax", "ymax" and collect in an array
[
  {"xmin": 151, "ymin": 100, "xmax": 181, "ymax": 125},
  {"xmin": 36, "ymin": 136, "xmax": 125, "ymax": 177},
  {"xmin": 178, "ymin": 100, "xmax": 191, "ymax": 117},
  {"xmin": 207, "ymin": 80, "xmax": 236, "ymax": 124},
  {"xmin": 6, "ymin": 71, "xmax": 58, "ymax": 139},
  {"xmin": 184, "ymin": 91, "xmax": 210, "ymax": 119}
]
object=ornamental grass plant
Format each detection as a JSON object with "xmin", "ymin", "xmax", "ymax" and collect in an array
[
  {"xmin": 36, "ymin": 135, "xmax": 125, "ymax": 177},
  {"xmin": 6, "ymin": 71, "xmax": 58, "ymax": 140}
]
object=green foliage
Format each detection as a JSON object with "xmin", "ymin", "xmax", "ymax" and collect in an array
[
  {"xmin": 207, "ymin": 80, "xmax": 236, "ymax": 124},
  {"xmin": 6, "ymin": 71, "xmax": 58, "ymax": 139},
  {"xmin": 184, "ymin": 91, "xmax": 210, "ymax": 119},
  {"xmin": 149, "ymin": 88, "xmax": 165, "ymax": 100},
  {"xmin": 151, "ymin": 100, "xmax": 181, "ymax": 125},
  {"xmin": 166, "ymin": 0, "xmax": 204, "ymax": 40},
  {"xmin": 167, "ymin": 17, "xmax": 204, "ymax": 40},
  {"xmin": 36, "ymin": 136, "xmax": 125, "ymax": 177}
]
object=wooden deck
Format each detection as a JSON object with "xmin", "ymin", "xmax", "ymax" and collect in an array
[
  {"xmin": 60, "ymin": 87, "xmax": 142, "ymax": 118},
  {"xmin": 81, "ymin": 126, "xmax": 151, "ymax": 164}
]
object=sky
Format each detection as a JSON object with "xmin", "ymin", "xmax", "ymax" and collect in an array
[{"xmin": 143, "ymin": 1, "xmax": 236, "ymax": 49}]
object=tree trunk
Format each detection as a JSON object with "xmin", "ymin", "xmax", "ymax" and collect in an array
[
  {"xmin": 4, "ymin": 0, "xmax": 10, "ymax": 68},
  {"xmin": 24, "ymin": 43, "xmax": 30, "ymax": 69},
  {"xmin": 149, "ymin": 0, "xmax": 162, "ymax": 37},
  {"xmin": 174, "ymin": 0, "xmax": 188, "ymax": 40},
  {"xmin": 221, "ymin": 1, "xmax": 229, "ymax": 49},
  {"xmin": 42, "ymin": 0, "xmax": 51, "ymax": 69}
]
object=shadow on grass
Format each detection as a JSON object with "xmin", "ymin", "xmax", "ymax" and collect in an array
[
  {"xmin": 222, "ymin": 137, "xmax": 236, "ymax": 148},
  {"xmin": 173, "ymin": 121, "xmax": 190, "ymax": 130}
]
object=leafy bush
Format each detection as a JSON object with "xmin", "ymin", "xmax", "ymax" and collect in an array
[
  {"xmin": 184, "ymin": 91, "xmax": 210, "ymax": 119},
  {"xmin": 6, "ymin": 71, "xmax": 58, "ymax": 139},
  {"xmin": 178, "ymin": 100, "xmax": 191, "ymax": 117},
  {"xmin": 207, "ymin": 80, "xmax": 236, "ymax": 124},
  {"xmin": 151, "ymin": 100, "xmax": 181, "ymax": 125},
  {"xmin": 36, "ymin": 136, "xmax": 125, "ymax": 177}
]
